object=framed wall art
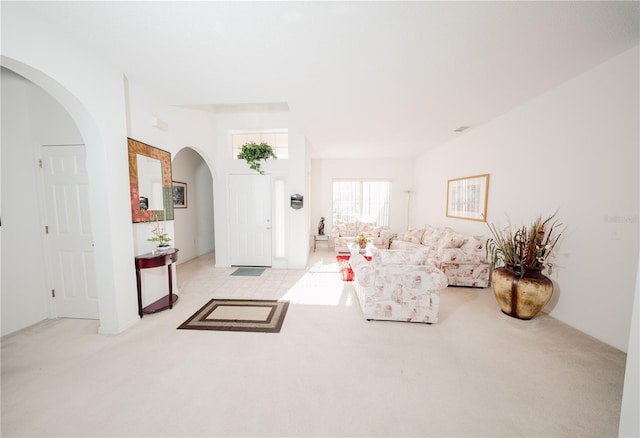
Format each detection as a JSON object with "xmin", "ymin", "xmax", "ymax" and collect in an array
[
  {"xmin": 446, "ymin": 174, "xmax": 489, "ymax": 221},
  {"xmin": 172, "ymin": 181, "xmax": 188, "ymax": 208}
]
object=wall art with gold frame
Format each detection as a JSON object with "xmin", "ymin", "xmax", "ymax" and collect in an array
[{"xmin": 446, "ymin": 174, "xmax": 489, "ymax": 222}]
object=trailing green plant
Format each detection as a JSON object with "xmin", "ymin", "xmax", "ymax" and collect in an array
[
  {"xmin": 486, "ymin": 212, "xmax": 564, "ymax": 275},
  {"xmin": 237, "ymin": 141, "xmax": 277, "ymax": 175}
]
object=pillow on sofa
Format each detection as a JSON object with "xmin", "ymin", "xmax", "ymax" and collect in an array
[
  {"xmin": 421, "ymin": 226, "xmax": 445, "ymax": 248},
  {"xmin": 460, "ymin": 236, "xmax": 486, "ymax": 252},
  {"xmin": 356, "ymin": 221, "xmax": 376, "ymax": 234},
  {"xmin": 332, "ymin": 222, "xmax": 347, "ymax": 237},
  {"xmin": 405, "ymin": 227, "xmax": 426, "ymax": 244},
  {"xmin": 365, "ymin": 226, "xmax": 381, "ymax": 238},
  {"xmin": 437, "ymin": 229, "xmax": 467, "ymax": 250},
  {"xmin": 345, "ymin": 222, "xmax": 357, "ymax": 236}
]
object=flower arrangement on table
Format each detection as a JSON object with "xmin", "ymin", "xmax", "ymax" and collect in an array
[
  {"xmin": 147, "ymin": 211, "xmax": 172, "ymax": 247},
  {"xmin": 355, "ymin": 232, "xmax": 369, "ymax": 248}
]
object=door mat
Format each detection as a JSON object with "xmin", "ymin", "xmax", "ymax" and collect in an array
[
  {"xmin": 230, "ymin": 267, "xmax": 266, "ymax": 277},
  {"xmin": 177, "ymin": 299, "xmax": 289, "ymax": 333}
]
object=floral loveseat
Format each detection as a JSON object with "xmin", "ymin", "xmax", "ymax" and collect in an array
[
  {"xmin": 349, "ymin": 247, "xmax": 448, "ymax": 323},
  {"xmin": 390, "ymin": 225, "xmax": 490, "ymax": 288},
  {"xmin": 331, "ymin": 220, "xmax": 391, "ymax": 253}
]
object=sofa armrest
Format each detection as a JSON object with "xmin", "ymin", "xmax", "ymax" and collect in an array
[{"xmin": 350, "ymin": 254, "xmax": 375, "ymax": 286}]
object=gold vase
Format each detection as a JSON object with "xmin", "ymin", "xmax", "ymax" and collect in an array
[{"xmin": 492, "ymin": 267, "xmax": 553, "ymax": 320}]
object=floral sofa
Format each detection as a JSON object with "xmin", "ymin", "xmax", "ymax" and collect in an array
[
  {"xmin": 390, "ymin": 225, "xmax": 490, "ymax": 288},
  {"xmin": 349, "ymin": 247, "xmax": 448, "ymax": 323},
  {"xmin": 331, "ymin": 220, "xmax": 391, "ymax": 253}
]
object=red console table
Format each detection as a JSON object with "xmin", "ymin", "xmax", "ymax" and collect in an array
[{"xmin": 135, "ymin": 248, "xmax": 179, "ymax": 318}]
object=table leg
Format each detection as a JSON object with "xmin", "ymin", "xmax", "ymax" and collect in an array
[
  {"xmin": 136, "ymin": 268, "xmax": 143, "ymax": 318},
  {"xmin": 168, "ymin": 263, "xmax": 174, "ymax": 309}
]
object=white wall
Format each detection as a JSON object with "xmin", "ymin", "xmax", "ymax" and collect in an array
[
  {"xmin": 172, "ymin": 147, "xmax": 215, "ymax": 262},
  {"xmin": 209, "ymin": 112, "xmax": 309, "ymax": 269},
  {"xmin": 619, "ymin": 254, "xmax": 639, "ymax": 436},
  {"xmin": 2, "ymin": 3, "xmax": 310, "ymax": 336},
  {"xmin": 126, "ymin": 87, "xmax": 310, "ymax": 269},
  {"xmin": 3, "ymin": 4, "xmax": 140, "ymax": 335},
  {"xmin": 125, "ymin": 81, "xmax": 217, "ymax": 304},
  {"xmin": 414, "ymin": 47, "xmax": 639, "ymax": 352},
  {"xmin": 310, "ymin": 158, "xmax": 416, "ymax": 240},
  {"xmin": 0, "ymin": 69, "xmax": 66, "ymax": 335}
]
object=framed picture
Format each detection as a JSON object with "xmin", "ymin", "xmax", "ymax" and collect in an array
[
  {"xmin": 446, "ymin": 174, "xmax": 489, "ymax": 222},
  {"xmin": 172, "ymin": 181, "xmax": 187, "ymax": 208}
]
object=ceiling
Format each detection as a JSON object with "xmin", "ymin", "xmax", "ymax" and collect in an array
[{"xmin": 15, "ymin": 1, "xmax": 640, "ymax": 159}]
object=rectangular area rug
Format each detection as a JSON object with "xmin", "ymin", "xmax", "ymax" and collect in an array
[
  {"xmin": 230, "ymin": 267, "xmax": 266, "ymax": 276},
  {"xmin": 177, "ymin": 299, "xmax": 289, "ymax": 333}
]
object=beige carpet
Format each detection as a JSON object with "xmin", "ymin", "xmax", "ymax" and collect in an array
[{"xmin": 0, "ymin": 251, "xmax": 627, "ymax": 437}]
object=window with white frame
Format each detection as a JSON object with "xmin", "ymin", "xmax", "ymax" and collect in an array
[
  {"xmin": 232, "ymin": 131, "xmax": 288, "ymax": 159},
  {"xmin": 332, "ymin": 180, "xmax": 392, "ymax": 226}
]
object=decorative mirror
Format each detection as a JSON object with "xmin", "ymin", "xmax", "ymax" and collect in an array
[{"xmin": 128, "ymin": 138, "xmax": 174, "ymax": 223}]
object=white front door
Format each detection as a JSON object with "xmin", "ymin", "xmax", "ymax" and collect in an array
[
  {"xmin": 42, "ymin": 145, "xmax": 98, "ymax": 319},
  {"xmin": 228, "ymin": 174, "xmax": 272, "ymax": 267}
]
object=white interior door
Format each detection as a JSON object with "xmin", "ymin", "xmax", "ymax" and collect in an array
[
  {"xmin": 42, "ymin": 145, "xmax": 98, "ymax": 319},
  {"xmin": 228, "ymin": 174, "xmax": 272, "ymax": 267}
]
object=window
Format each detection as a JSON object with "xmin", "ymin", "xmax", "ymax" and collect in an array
[
  {"xmin": 232, "ymin": 131, "xmax": 288, "ymax": 159},
  {"xmin": 332, "ymin": 180, "xmax": 391, "ymax": 226}
]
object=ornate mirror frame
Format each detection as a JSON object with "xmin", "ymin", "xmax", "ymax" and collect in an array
[{"xmin": 127, "ymin": 138, "xmax": 174, "ymax": 223}]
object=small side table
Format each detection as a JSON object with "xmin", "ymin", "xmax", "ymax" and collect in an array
[
  {"xmin": 135, "ymin": 248, "xmax": 179, "ymax": 318},
  {"xmin": 313, "ymin": 234, "xmax": 329, "ymax": 252}
]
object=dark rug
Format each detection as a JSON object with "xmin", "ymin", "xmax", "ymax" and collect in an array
[
  {"xmin": 230, "ymin": 267, "xmax": 266, "ymax": 276},
  {"xmin": 177, "ymin": 299, "xmax": 289, "ymax": 333}
]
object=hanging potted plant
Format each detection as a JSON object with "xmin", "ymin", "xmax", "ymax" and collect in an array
[
  {"xmin": 486, "ymin": 212, "xmax": 564, "ymax": 320},
  {"xmin": 237, "ymin": 141, "xmax": 277, "ymax": 175}
]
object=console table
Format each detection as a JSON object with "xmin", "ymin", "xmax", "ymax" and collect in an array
[{"xmin": 135, "ymin": 248, "xmax": 179, "ymax": 318}]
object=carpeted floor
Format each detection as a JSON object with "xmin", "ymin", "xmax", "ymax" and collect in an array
[{"xmin": 0, "ymin": 251, "xmax": 628, "ymax": 437}]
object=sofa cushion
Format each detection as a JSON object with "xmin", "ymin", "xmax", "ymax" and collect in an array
[
  {"xmin": 389, "ymin": 240, "xmax": 423, "ymax": 251},
  {"xmin": 371, "ymin": 248, "xmax": 430, "ymax": 265}
]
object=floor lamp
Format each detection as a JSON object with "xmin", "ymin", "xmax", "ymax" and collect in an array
[{"xmin": 404, "ymin": 189, "xmax": 414, "ymax": 230}]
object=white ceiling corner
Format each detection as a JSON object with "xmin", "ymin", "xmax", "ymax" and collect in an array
[{"xmin": 13, "ymin": 1, "xmax": 640, "ymax": 159}]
